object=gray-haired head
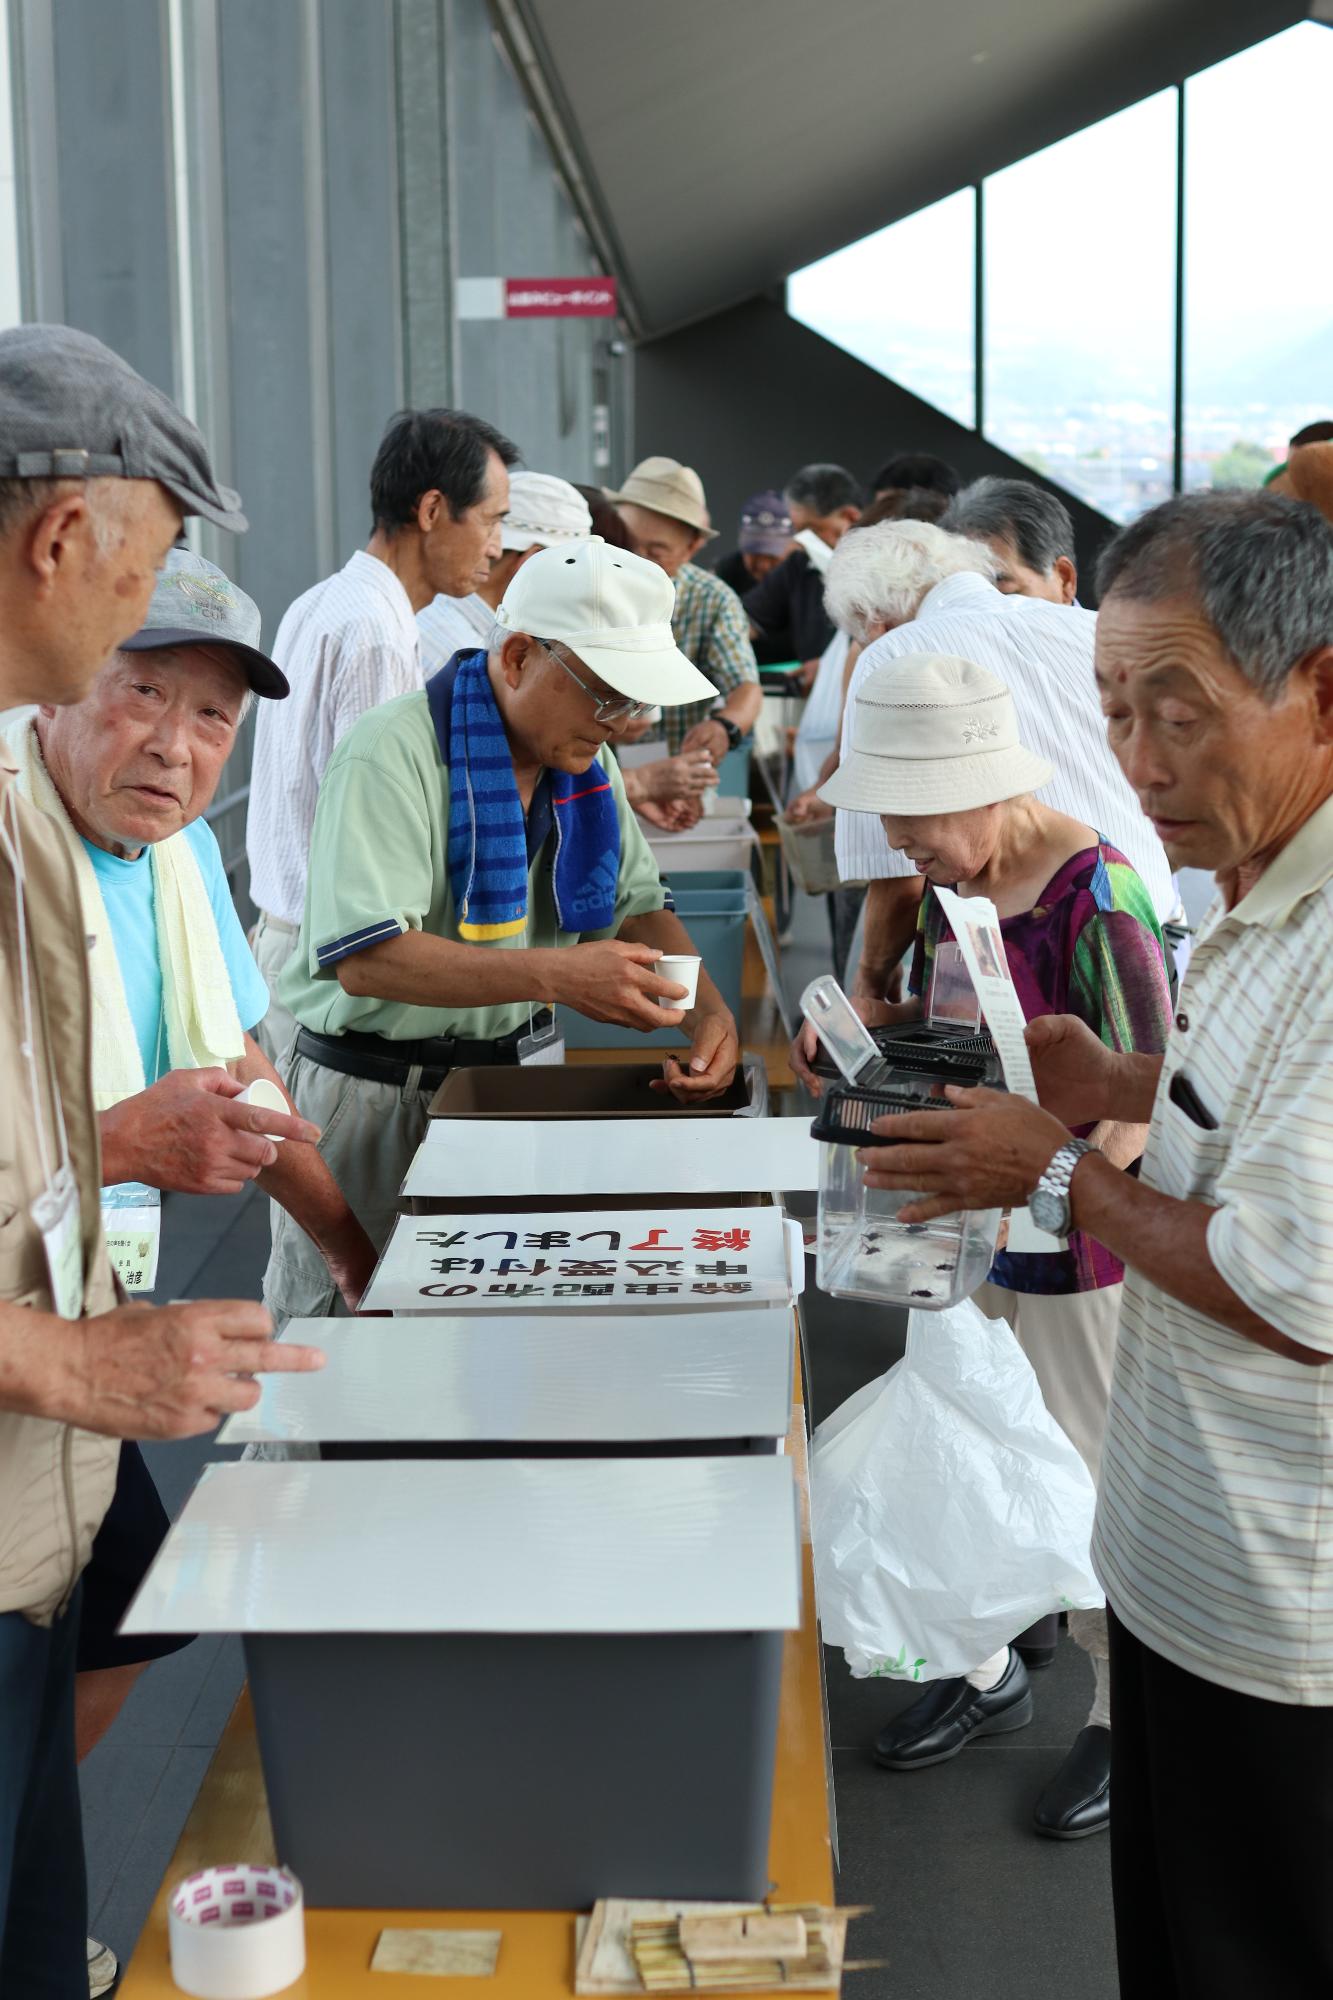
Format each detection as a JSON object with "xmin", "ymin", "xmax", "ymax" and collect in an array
[
  {"xmin": 1096, "ymin": 491, "xmax": 1333, "ymax": 700},
  {"xmin": 783, "ymin": 462, "xmax": 864, "ymax": 519},
  {"xmin": 943, "ymin": 477, "xmax": 1075, "ymax": 577},
  {"xmin": 823, "ymin": 519, "xmax": 997, "ymax": 641}
]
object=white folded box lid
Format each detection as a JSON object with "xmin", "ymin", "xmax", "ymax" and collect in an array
[
  {"xmin": 402, "ymin": 1115, "xmax": 819, "ymax": 1201},
  {"xmin": 218, "ymin": 1308, "xmax": 795, "ymax": 1445},
  {"xmin": 121, "ymin": 1457, "xmax": 802, "ymax": 1637}
]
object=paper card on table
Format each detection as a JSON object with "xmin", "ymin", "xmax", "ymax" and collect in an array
[
  {"xmin": 360, "ymin": 1204, "xmax": 793, "ymax": 1314},
  {"xmin": 371, "ymin": 1927, "xmax": 501, "ymax": 1976},
  {"xmin": 404, "ymin": 1116, "xmax": 819, "ymax": 1202},
  {"xmin": 932, "ymin": 886, "xmax": 1060, "ymax": 1253}
]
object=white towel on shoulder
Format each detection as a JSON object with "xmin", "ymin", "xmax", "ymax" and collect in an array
[{"xmin": 2, "ymin": 717, "xmax": 244, "ymax": 1108}]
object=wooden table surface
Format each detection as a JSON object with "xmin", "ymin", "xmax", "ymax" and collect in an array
[{"xmin": 120, "ymin": 1365, "xmax": 833, "ymax": 1998}]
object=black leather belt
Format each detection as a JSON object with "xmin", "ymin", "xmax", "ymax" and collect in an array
[{"xmin": 294, "ymin": 1014, "xmax": 551, "ymax": 1091}]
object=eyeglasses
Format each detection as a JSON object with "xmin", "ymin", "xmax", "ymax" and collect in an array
[{"xmin": 535, "ymin": 639, "xmax": 653, "ymax": 726}]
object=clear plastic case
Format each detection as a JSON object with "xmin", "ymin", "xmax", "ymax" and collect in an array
[{"xmin": 801, "ymin": 977, "xmax": 1003, "ymax": 1308}]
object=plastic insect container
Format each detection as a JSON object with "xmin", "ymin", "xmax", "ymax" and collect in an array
[{"xmin": 801, "ymin": 977, "xmax": 1002, "ymax": 1308}]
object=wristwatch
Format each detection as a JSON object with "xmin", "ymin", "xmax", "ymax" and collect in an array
[
  {"xmin": 711, "ymin": 713, "xmax": 743, "ymax": 751},
  {"xmin": 1029, "ymin": 1138, "xmax": 1096, "ymax": 1239}
]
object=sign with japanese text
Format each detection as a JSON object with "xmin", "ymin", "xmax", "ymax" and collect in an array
[
  {"xmin": 360, "ymin": 1206, "xmax": 791, "ymax": 1314},
  {"xmin": 506, "ymin": 275, "xmax": 617, "ymax": 317},
  {"xmin": 455, "ymin": 275, "xmax": 619, "ymax": 320}
]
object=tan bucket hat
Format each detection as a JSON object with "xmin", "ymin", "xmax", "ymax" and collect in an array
[
  {"xmin": 604, "ymin": 455, "xmax": 716, "ymax": 539},
  {"xmin": 818, "ymin": 653, "xmax": 1053, "ymax": 814}
]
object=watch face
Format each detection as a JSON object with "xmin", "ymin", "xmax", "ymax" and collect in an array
[{"xmin": 1029, "ymin": 1186, "xmax": 1067, "ymax": 1237}]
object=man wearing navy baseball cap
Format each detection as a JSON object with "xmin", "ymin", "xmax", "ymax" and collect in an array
[{"xmin": 0, "ymin": 327, "xmax": 322, "ymax": 1998}]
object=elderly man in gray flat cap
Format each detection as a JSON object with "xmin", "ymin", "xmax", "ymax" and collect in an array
[{"xmin": 0, "ymin": 325, "xmax": 323, "ymax": 2000}]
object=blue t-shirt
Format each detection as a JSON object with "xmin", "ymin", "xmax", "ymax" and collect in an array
[{"xmin": 82, "ymin": 818, "xmax": 271, "ymax": 1083}]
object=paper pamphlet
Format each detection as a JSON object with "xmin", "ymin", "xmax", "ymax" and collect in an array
[{"xmin": 932, "ymin": 886, "xmax": 1061, "ymax": 1254}]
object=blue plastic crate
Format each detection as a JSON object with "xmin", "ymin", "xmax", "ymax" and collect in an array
[{"xmin": 558, "ymin": 869, "xmax": 749, "ymax": 1050}]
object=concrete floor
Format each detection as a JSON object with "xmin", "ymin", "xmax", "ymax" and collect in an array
[{"xmin": 80, "ymin": 888, "xmax": 1118, "ymax": 1995}]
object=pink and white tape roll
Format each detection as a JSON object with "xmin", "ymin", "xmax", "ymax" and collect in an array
[{"xmin": 168, "ymin": 1865, "xmax": 305, "ymax": 1999}]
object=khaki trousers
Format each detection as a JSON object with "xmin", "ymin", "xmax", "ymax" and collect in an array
[
  {"xmin": 250, "ymin": 911, "xmax": 301, "ymax": 1070},
  {"xmin": 973, "ymin": 1279, "xmax": 1121, "ymax": 1482},
  {"xmin": 264, "ymin": 1048, "xmax": 433, "ymax": 1323},
  {"xmin": 974, "ymin": 1278, "xmax": 1121, "ymax": 1688}
]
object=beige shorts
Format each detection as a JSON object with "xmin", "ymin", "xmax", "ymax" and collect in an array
[{"xmin": 972, "ymin": 1279, "xmax": 1123, "ymax": 1481}]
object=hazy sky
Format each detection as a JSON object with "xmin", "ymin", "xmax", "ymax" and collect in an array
[{"xmin": 788, "ymin": 22, "xmax": 1332, "ymax": 421}]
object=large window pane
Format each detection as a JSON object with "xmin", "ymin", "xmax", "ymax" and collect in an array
[
  {"xmin": 985, "ymin": 92, "xmax": 1177, "ymax": 524},
  {"xmin": 787, "ymin": 190, "xmax": 975, "ymax": 429},
  {"xmin": 1184, "ymin": 24, "xmax": 1333, "ymax": 493}
]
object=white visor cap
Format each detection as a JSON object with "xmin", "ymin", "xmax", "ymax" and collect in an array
[{"xmin": 493, "ymin": 536, "xmax": 716, "ymax": 707}]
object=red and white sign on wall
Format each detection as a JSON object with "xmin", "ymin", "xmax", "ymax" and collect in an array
[{"xmin": 456, "ymin": 275, "xmax": 619, "ymax": 321}]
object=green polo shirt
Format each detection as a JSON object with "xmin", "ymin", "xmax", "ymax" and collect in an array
[{"xmin": 280, "ymin": 688, "xmax": 669, "ymax": 1041}]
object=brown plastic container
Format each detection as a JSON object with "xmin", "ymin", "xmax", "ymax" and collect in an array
[{"xmin": 427, "ymin": 1061, "xmax": 754, "ymax": 1120}]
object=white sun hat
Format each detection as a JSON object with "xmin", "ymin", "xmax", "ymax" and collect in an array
[
  {"xmin": 499, "ymin": 471, "xmax": 593, "ymax": 552},
  {"xmin": 818, "ymin": 653, "xmax": 1053, "ymax": 814},
  {"xmin": 493, "ymin": 536, "xmax": 717, "ymax": 707}
]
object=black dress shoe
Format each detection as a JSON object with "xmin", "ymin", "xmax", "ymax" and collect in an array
[
  {"xmin": 872, "ymin": 1649, "xmax": 1033, "ymax": 1770},
  {"xmin": 1033, "ymin": 1724, "xmax": 1111, "ymax": 1839}
]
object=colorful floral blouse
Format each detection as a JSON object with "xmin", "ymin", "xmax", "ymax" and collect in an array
[{"xmin": 909, "ymin": 839, "xmax": 1172, "ymax": 1295}]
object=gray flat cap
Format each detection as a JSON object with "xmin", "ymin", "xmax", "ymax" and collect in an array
[
  {"xmin": 121, "ymin": 548, "xmax": 287, "ymax": 698},
  {"xmin": 0, "ymin": 323, "xmax": 246, "ymax": 533}
]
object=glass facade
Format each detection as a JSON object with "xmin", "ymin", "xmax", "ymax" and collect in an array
[
  {"xmin": 1183, "ymin": 24, "xmax": 1333, "ymax": 492},
  {"xmin": 788, "ymin": 21, "xmax": 1333, "ymax": 523},
  {"xmin": 985, "ymin": 92, "xmax": 1177, "ymax": 525},
  {"xmin": 787, "ymin": 189, "xmax": 975, "ymax": 429}
]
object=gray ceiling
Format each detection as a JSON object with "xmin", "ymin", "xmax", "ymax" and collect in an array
[{"xmin": 515, "ymin": 0, "xmax": 1305, "ymax": 337}]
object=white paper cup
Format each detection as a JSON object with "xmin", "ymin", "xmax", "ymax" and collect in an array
[
  {"xmin": 655, "ymin": 954, "xmax": 701, "ymax": 1008},
  {"xmin": 168, "ymin": 1865, "xmax": 305, "ymax": 1999},
  {"xmin": 236, "ymin": 1078, "xmax": 289, "ymax": 1142}
]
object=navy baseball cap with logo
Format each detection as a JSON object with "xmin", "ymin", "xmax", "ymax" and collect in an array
[
  {"xmin": 0, "ymin": 323, "xmax": 248, "ymax": 533},
  {"xmin": 121, "ymin": 549, "xmax": 288, "ymax": 699}
]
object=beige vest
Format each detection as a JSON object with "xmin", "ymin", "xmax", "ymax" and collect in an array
[{"xmin": 0, "ymin": 754, "xmax": 118, "ymax": 1624}]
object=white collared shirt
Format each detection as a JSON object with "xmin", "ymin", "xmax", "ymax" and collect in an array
[
  {"xmin": 417, "ymin": 592, "xmax": 492, "ymax": 674},
  {"xmin": 833, "ymin": 573, "xmax": 1175, "ymax": 921},
  {"xmin": 247, "ymin": 549, "xmax": 422, "ymax": 925},
  {"xmin": 1093, "ymin": 794, "xmax": 1333, "ymax": 1702}
]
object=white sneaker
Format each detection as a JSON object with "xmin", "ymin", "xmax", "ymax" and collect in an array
[{"xmin": 87, "ymin": 1936, "xmax": 118, "ymax": 1997}]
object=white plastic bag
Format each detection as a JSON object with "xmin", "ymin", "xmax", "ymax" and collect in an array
[{"xmin": 812, "ymin": 1295, "xmax": 1103, "ymax": 1683}]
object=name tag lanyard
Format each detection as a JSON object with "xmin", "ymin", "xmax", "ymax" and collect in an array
[
  {"xmin": 0, "ymin": 785, "xmax": 83, "ymax": 1318},
  {"xmin": 100, "ymin": 1007, "xmax": 164, "ymax": 1294}
]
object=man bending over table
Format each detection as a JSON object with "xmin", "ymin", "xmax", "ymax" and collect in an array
[{"xmin": 269, "ymin": 536, "xmax": 740, "ymax": 1322}]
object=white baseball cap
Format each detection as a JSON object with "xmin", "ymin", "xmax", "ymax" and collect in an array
[
  {"xmin": 493, "ymin": 537, "xmax": 717, "ymax": 707},
  {"xmin": 818, "ymin": 653, "xmax": 1053, "ymax": 814},
  {"xmin": 499, "ymin": 471, "xmax": 593, "ymax": 553}
]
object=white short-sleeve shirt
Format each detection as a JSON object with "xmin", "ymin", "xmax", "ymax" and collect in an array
[
  {"xmin": 834, "ymin": 573, "xmax": 1175, "ymax": 922},
  {"xmin": 1093, "ymin": 793, "xmax": 1333, "ymax": 1702},
  {"xmin": 246, "ymin": 550, "xmax": 422, "ymax": 926}
]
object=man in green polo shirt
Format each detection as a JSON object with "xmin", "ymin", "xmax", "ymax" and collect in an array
[{"xmin": 266, "ymin": 537, "xmax": 741, "ymax": 1319}]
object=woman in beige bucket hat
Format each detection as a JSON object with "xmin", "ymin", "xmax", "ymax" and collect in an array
[{"xmin": 814, "ymin": 651, "xmax": 1173, "ymax": 1844}]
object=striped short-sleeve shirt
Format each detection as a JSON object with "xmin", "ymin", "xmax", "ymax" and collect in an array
[{"xmin": 1092, "ymin": 793, "xmax": 1333, "ymax": 1703}]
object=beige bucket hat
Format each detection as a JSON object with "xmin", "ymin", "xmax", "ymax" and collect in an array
[
  {"xmin": 819, "ymin": 653, "xmax": 1053, "ymax": 814},
  {"xmin": 604, "ymin": 455, "xmax": 716, "ymax": 539}
]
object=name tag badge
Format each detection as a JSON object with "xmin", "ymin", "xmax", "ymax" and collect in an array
[
  {"xmin": 31, "ymin": 1166, "xmax": 84, "ymax": 1320},
  {"xmin": 100, "ymin": 1186, "xmax": 163, "ymax": 1295},
  {"xmin": 519, "ymin": 1029, "xmax": 567, "ymax": 1068}
]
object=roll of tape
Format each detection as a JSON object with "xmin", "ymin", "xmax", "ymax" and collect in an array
[{"xmin": 168, "ymin": 1865, "xmax": 305, "ymax": 1999}]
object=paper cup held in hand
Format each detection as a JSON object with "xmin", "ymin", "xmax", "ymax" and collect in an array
[
  {"xmin": 168, "ymin": 1864, "xmax": 304, "ymax": 1999},
  {"xmin": 656, "ymin": 954, "xmax": 701, "ymax": 1008},
  {"xmin": 236, "ymin": 1078, "xmax": 288, "ymax": 1142}
]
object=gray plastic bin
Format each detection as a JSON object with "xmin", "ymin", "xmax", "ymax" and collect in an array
[{"xmin": 122, "ymin": 1458, "xmax": 801, "ymax": 1910}]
